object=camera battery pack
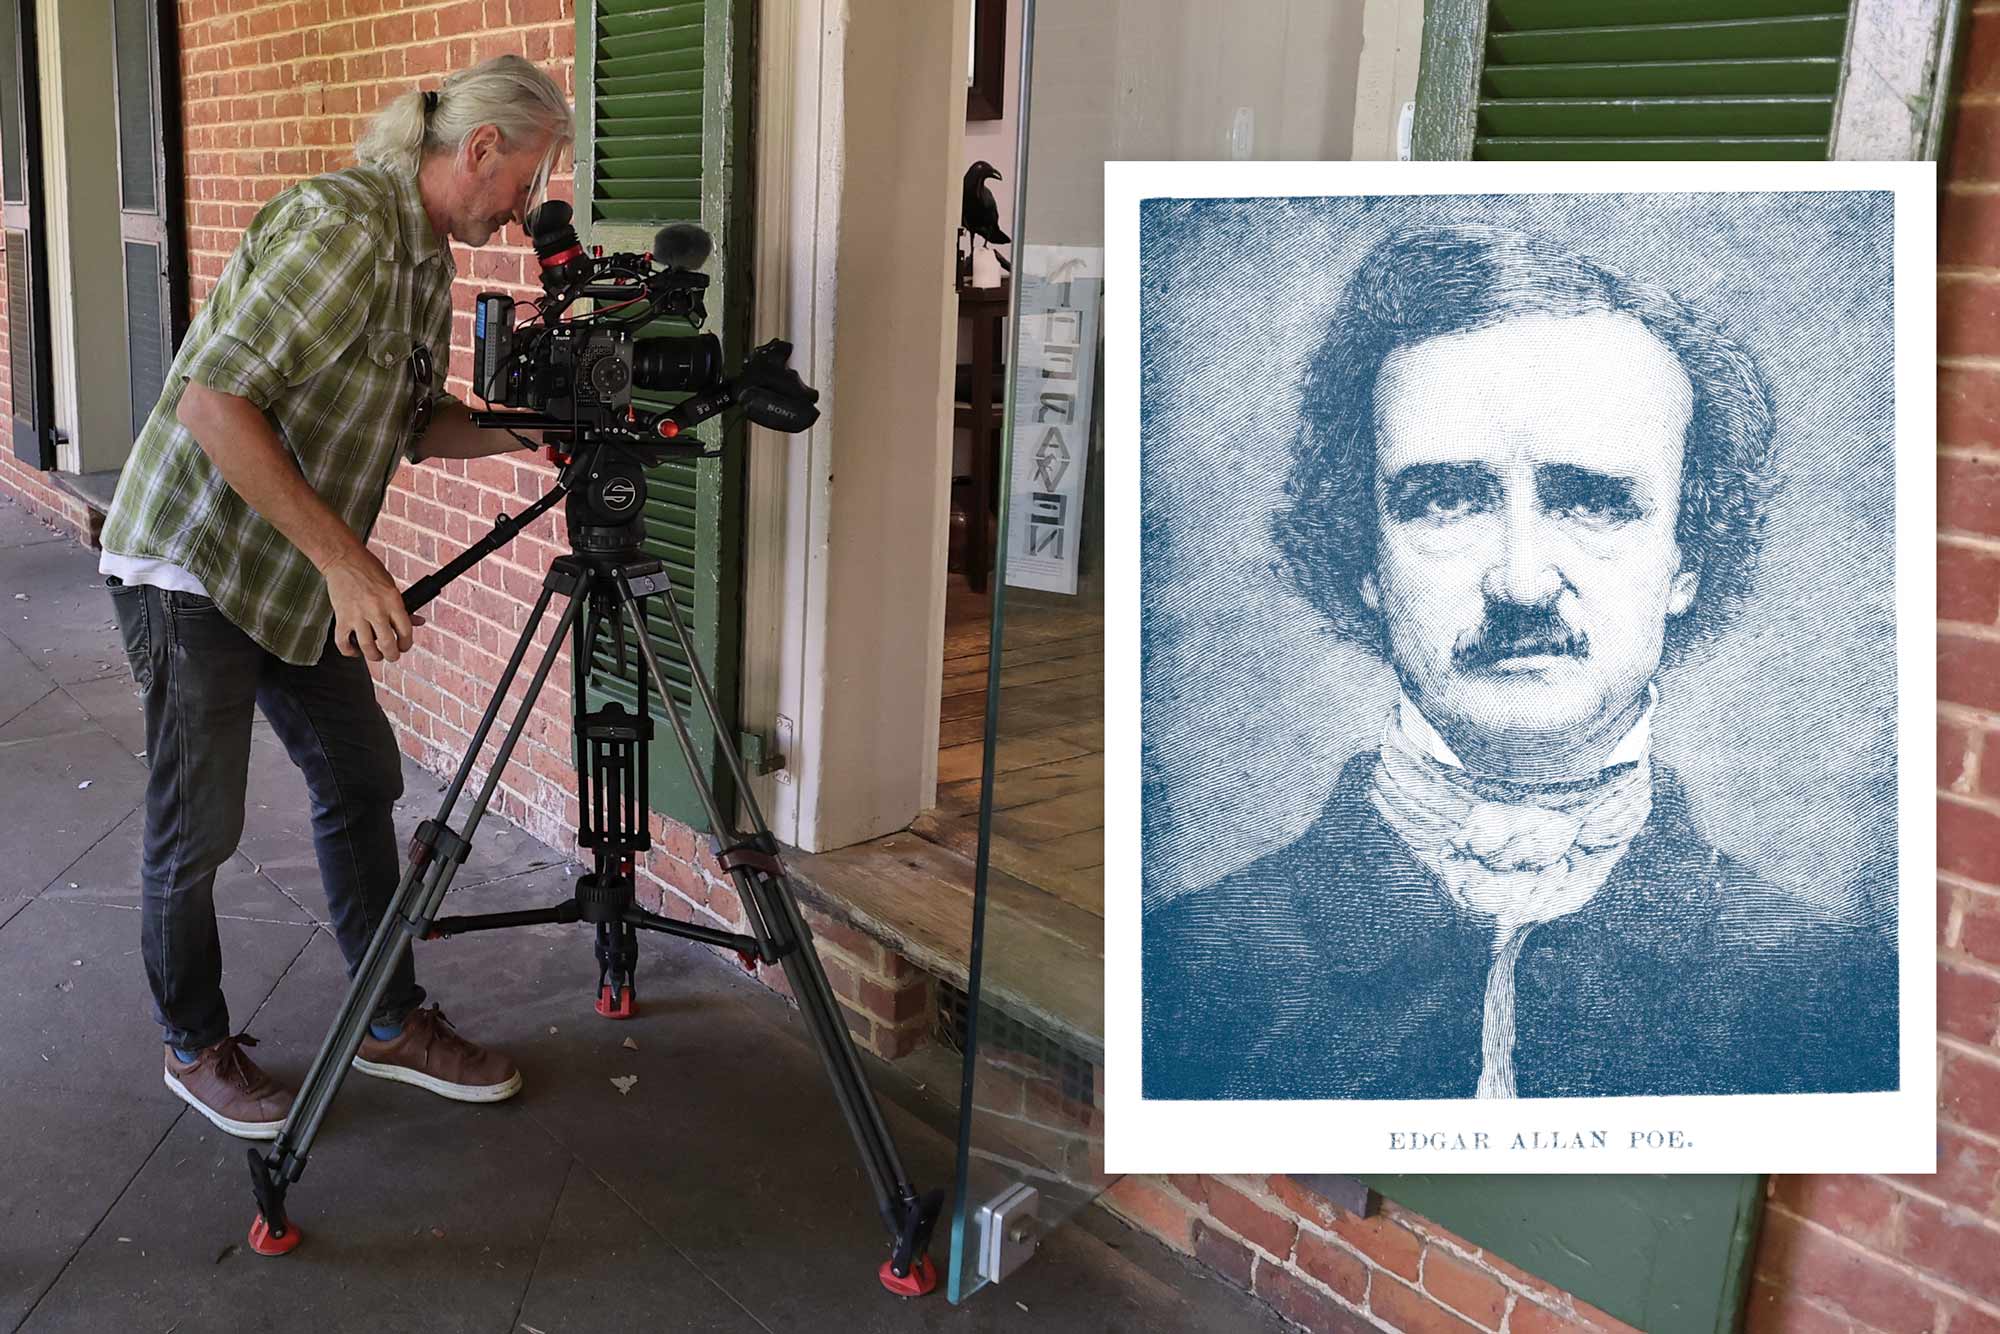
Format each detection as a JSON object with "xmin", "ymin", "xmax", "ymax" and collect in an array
[{"xmin": 473, "ymin": 292, "xmax": 514, "ymax": 402}]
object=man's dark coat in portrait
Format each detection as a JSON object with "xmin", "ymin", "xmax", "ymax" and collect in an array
[{"xmin": 1142, "ymin": 753, "xmax": 1899, "ymax": 1101}]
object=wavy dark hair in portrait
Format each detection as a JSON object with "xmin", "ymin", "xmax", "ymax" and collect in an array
[{"xmin": 1272, "ymin": 224, "xmax": 1779, "ymax": 665}]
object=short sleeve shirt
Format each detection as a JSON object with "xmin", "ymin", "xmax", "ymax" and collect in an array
[{"xmin": 99, "ymin": 162, "xmax": 457, "ymax": 666}]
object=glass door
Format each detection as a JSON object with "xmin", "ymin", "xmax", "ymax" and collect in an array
[
  {"xmin": 944, "ymin": 0, "xmax": 1368, "ymax": 1301},
  {"xmin": 947, "ymin": 0, "xmax": 1108, "ymax": 1300}
]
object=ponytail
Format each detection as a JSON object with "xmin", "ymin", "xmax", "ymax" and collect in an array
[{"xmin": 356, "ymin": 53, "xmax": 573, "ymax": 193}]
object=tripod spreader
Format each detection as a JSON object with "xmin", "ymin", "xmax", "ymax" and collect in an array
[{"xmin": 425, "ymin": 896, "xmax": 773, "ymax": 962}]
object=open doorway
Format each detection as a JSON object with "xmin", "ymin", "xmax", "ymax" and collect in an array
[
  {"xmin": 935, "ymin": 0, "xmax": 1018, "ymax": 707},
  {"xmin": 926, "ymin": 0, "xmax": 1104, "ymax": 919}
]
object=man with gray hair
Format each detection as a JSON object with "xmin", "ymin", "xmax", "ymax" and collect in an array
[
  {"xmin": 1143, "ymin": 225, "xmax": 1898, "ymax": 1103},
  {"xmin": 99, "ymin": 54, "xmax": 572, "ymax": 1139}
]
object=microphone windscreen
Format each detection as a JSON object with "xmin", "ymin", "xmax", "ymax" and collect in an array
[{"xmin": 653, "ymin": 223, "xmax": 712, "ymax": 270}]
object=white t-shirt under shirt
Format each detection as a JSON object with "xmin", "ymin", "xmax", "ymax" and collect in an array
[{"xmin": 100, "ymin": 550, "xmax": 211, "ymax": 597}]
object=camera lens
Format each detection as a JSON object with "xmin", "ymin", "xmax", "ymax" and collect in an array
[{"xmin": 632, "ymin": 333, "xmax": 722, "ymax": 394}]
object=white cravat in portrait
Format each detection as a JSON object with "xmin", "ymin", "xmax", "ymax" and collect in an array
[{"xmin": 1369, "ymin": 687, "xmax": 1658, "ymax": 1096}]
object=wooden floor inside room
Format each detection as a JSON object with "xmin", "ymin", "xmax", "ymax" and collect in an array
[
  {"xmin": 918, "ymin": 574, "xmax": 1104, "ymax": 919},
  {"xmin": 783, "ymin": 573, "xmax": 1106, "ymax": 1061}
]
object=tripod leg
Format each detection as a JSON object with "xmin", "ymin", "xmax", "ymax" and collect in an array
[
  {"xmin": 622, "ymin": 573, "xmax": 916, "ymax": 1177},
  {"xmin": 594, "ymin": 921, "xmax": 638, "ymax": 1018},
  {"xmin": 611, "ymin": 572, "xmax": 942, "ymax": 1295},
  {"xmin": 244, "ymin": 575, "xmax": 587, "ymax": 1253}
]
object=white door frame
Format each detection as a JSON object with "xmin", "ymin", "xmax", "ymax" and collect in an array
[{"xmin": 741, "ymin": 0, "xmax": 969, "ymax": 852}]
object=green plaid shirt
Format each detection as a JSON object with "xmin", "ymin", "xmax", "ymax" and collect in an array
[{"xmin": 100, "ymin": 162, "xmax": 457, "ymax": 666}]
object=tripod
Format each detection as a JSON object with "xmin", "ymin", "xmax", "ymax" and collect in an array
[{"xmin": 243, "ymin": 435, "xmax": 943, "ymax": 1295}]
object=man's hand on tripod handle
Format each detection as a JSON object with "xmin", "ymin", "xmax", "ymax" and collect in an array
[
  {"xmin": 176, "ymin": 381, "xmax": 424, "ymax": 664},
  {"xmin": 324, "ymin": 550, "xmax": 424, "ymax": 663}
]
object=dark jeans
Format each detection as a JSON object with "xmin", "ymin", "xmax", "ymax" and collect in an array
[{"xmin": 109, "ymin": 582, "xmax": 425, "ymax": 1052}]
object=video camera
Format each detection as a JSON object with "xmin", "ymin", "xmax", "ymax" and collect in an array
[{"xmin": 469, "ymin": 200, "xmax": 819, "ymax": 458}]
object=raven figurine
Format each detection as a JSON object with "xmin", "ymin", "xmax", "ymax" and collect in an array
[{"xmin": 961, "ymin": 160, "xmax": 1011, "ymax": 272}]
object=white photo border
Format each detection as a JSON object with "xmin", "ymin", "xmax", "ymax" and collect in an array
[{"xmin": 1102, "ymin": 159, "xmax": 1938, "ymax": 1176}]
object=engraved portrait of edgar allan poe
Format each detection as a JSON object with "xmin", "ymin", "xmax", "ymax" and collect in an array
[{"xmin": 1140, "ymin": 222, "xmax": 1899, "ymax": 1101}]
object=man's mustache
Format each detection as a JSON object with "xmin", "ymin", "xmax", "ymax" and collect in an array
[{"xmin": 1451, "ymin": 600, "xmax": 1589, "ymax": 671}]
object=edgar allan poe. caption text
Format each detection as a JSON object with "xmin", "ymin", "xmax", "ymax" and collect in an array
[{"xmin": 1389, "ymin": 1130, "xmax": 1696, "ymax": 1151}]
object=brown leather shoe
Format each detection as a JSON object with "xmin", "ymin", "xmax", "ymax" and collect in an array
[
  {"xmin": 352, "ymin": 1004, "xmax": 522, "ymax": 1103},
  {"xmin": 163, "ymin": 1034, "xmax": 294, "ymax": 1140}
]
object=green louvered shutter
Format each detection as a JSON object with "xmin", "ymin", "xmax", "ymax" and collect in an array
[
  {"xmin": 577, "ymin": 0, "xmax": 753, "ymax": 825},
  {"xmin": 1413, "ymin": 0, "xmax": 1851, "ymax": 160}
]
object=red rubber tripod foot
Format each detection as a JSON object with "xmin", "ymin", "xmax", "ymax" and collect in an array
[
  {"xmin": 247, "ymin": 1213, "xmax": 302, "ymax": 1256},
  {"xmin": 878, "ymin": 1255, "xmax": 938, "ymax": 1297},
  {"xmin": 596, "ymin": 983, "xmax": 634, "ymax": 1018}
]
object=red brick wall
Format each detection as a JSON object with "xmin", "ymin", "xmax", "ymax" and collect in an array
[
  {"xmin": 1101, "ymin": 1174, "xmax": 1648, "ymax": 1334},
  {"xmin": 0, "ymin": 450, "xmax": 98, "ymax": 544},
  {"xmin": 797, "ymin": 904, "xmax": 936, "ymax": 1059}
]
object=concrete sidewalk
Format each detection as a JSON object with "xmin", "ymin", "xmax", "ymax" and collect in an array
[{"xmin": 0, "ymin": 494, "xmax": 1278, "ymax": 1334}]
